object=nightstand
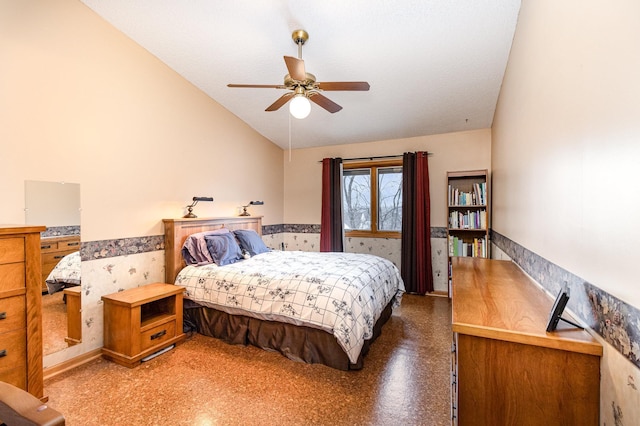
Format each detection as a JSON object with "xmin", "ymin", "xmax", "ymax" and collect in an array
[
  {"xmin": 101, "ymin": 283, "xmax": 186, "ymax": 368},
  {"xmin": 63, "ymin": 286, "xmax": 82, "ymax": 346}
]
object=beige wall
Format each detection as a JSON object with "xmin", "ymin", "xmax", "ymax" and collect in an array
[
  {"xmin": 492, "ymin": 0, "xmax": 640, "ymax": 422},
  {"xmin": 284, "ymin": 129, "xmax": 492, "ymax": 226},
  {"xmin": 492, "ymin": 0, "xmax": 640, "ymax": 308},
  {"xmin": 0, "ymin": 0, "xmax": 284, "ymax": 240}
]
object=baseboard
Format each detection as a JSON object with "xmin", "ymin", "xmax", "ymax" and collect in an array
[
  {"xmin": 428, "ymin": 290, "xmax": 449, "ymax": 298},
  {"xmin": 43, "ymin": 348, "xmax": 103, "ymax": 381}
]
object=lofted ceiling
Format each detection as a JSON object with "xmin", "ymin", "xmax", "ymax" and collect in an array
[{"xmin": 80, "ymin": 1, "xmax": 521, "ymax": 150}]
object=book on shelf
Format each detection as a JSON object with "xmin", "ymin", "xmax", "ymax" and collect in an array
[
  {"xmin": 448, "ymin": 210, "xmax": 487, "ymax": 230},
  {"xmin": 448, "ymin": 183, "xmax": 486, "ymax": 206},
  {"xmin": 448, "ymin": 236, "xmax": 487, "ymax": 258}
]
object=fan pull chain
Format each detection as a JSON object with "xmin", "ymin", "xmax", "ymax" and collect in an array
[{"xmin": 288, "ymin": 112, "xmax": 292, "ymax": 162}]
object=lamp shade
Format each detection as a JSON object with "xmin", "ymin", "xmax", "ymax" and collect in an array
[{"xmin": 289, "ymin": 95, "xmax": 311, "ymax": 119}]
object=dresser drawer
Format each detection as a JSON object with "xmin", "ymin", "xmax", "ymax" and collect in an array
[
  {"xmin": 0, "ymin": 295, "xmax": 26, "ymax": 333},
  {"xmin": 40, "ymin": 240, "xmax": 59, "ymax": 253},
  {"xmin": 42, "ymin": 251, "xmax": 71, "ymax": 267},
  {"xmin": 140, "ymin": 320, "xmax": 176, "ymax": 352},
  {"xmin": 41, "ymin": 237, "xmax": 80, "ymax": 254},
  {"xmin": 0, "ymin": 263, "xmax": 25, "ymax": 292},
  {"xmin": 59, "ymin": 239, "xmax": 80, "ymax": 251},
  {"xmin": 0, "ymin": 238, "xmax": 24, "ymax": 264},
  {"xmin": 0, "ymin": 328, "xmax": 27, "ymax": 389}
]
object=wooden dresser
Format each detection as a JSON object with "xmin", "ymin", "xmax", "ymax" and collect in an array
[
  {"xmin": 40, "ymin": 235, "xmax": 80, "ymax": 292},
  {"xmin": 0, "ymin": 225, "xmax": 46, "ymax": 400},
  {"xmin": 451, "ymin": 257, "xmax": 602, "ymax": 425}
]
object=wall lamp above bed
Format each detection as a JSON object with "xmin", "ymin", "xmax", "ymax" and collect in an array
[
  {"xmin": 239, "ymin": 200, "xmax": 264, "ymax": 216},
  {"xmin": 184, "ymin": 196, "xmax": 214, "ymax": 218}
]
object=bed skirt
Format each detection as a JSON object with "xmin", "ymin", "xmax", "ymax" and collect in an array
[{"xmin": 183, "ymin": 300, "xmax": 394, "ymax": 371}]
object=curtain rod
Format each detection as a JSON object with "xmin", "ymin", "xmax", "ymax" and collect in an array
[{"xmin": 317, "ymin": 153, "xmax": 432, "ymax": 163}]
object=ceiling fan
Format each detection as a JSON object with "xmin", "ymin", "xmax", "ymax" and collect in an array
[{"xmin": 227, "ymin": 30, "xmax": 370, "ymax": 118}]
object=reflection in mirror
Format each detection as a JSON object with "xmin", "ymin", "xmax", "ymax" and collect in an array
[{"xmin": 25, "ymin": 180, "xmax": 81, "ymax": 356}]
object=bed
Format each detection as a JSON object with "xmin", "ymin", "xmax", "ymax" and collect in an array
[
  {"xmin": 45, "ymin": 250, "xmax": 81, "ymax": 294},
  {"xmin": 163, "ymin": 217, "xmax": 405, "ymax": 370}
]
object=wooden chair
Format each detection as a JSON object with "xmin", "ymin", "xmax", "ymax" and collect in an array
[{"xmin": 0, "ymin": 382, "xmax": 64, "ymax": 426}]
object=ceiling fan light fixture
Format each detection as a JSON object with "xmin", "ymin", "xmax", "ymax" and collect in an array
[
  {"xmin": 228, "ymin": 30, "xmax": 368, "ymax": 116},
  {"xmin": 289, "ymin": 94, "xmax": 311, "ymax": 119}
]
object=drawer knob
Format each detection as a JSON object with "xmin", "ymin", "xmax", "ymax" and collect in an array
[
  {"xmin": 0, "ymin": 349, "xmax": 6, "ymax": 358},
  {"xmin": 54, "ymin": 255, "xmax": 65, "ymax": 260},
  {"xmin": 0, "ymin": 312, "xmax": 5, "ymax": 320},
  {"xmin": 68, "ymin": 242, "xmax": 79, "ymax": 246},
  {"xmin": 41, "ymin": 245, "xmax": 51, "ymax": 249},
  {"xmin": 150, "ymin": 330, "xmax": 166, "ymax": 340}
]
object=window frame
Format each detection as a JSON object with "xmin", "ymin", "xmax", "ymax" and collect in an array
[{"xmin": 342, "ymin": 159, "xmax": 403, "ymax": 239}]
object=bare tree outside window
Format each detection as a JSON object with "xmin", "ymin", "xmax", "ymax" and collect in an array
[
  {"xmin": 378, "ymin": 167, "xmax": 402, "ymax": 231},
  {"xmin": 342, "ymin": 169, "xmax": 371, "ymax": 230},
  {"xmin": 342, "ymin": 163, "xmax": 402, "ymax": 236}
]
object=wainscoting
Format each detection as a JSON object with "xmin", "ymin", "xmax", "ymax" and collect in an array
[{"xmin": 64, "ymin": 223, "xmax": 640, "ymax": 423}]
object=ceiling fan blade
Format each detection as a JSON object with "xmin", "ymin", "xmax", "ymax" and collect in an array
[
  {"xmin": 265, "ymin": 92, "xmax": 295, "ymax": 111},
  {"xmin": 316, "ymin": 81, "xmax": 370, "ymax": 91},
  {"xmin": 227, "ymin": 84, "xmax": 286, "ymax": 89},
  {"xmin": 284, "ymin": 56, "xmax": 306, "ymax": 81},
  {"xmin": 308, "ymin": 93, "xmax": 343, "ymax": 113}
]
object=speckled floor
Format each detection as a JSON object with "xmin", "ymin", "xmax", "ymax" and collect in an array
[{"xmin": 43, "ymin": 295, "xmax": 452, "ymax": 426}]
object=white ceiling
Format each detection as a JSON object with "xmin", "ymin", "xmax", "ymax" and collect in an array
[{"xmin": 80, "ymin": 1, "xmax": 521, "ymax": 150}]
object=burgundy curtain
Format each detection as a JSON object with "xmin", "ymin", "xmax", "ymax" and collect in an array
[
  {"xmin": 320, "ymin": 157, "xmax": 344, "ymax": 252},
  {"xmin": 401, "ymin": 152, "xmax": 433, "ymax": 294}
]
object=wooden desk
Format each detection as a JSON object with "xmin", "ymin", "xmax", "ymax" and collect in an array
[{"xmin": 451, "ymin": 257, "xmax": 602, "ymax": 425}]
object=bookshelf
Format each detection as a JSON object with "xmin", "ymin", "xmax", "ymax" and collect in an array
[{"xmin": 446, "ymin": 169, "xmax": 490, "ymax": 296}]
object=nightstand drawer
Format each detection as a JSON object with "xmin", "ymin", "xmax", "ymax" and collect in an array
[
  {"xmin": 0, "ymin": 328, "xmax": 27, "ymax": 384},
  {"xmin": 140, "ymin": 321, "xmax": 176, "ymax": 352},
  {"xmin": 0, "ymin": 263, "xmax": 25, "ymax": 292},
  {"xmin": 0, "ymin": 295, "xmax": 26, "ymax": 333},
  {"xmin": 0, "ymin": 238, "xmax": 24, "ymax": 264}
]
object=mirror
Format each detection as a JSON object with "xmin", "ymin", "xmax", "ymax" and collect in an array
[{"xmin": 25, "ymin": 180, "xmax": 81, "ymax": 356}]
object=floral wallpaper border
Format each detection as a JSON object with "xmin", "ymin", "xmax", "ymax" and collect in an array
[
  {"xmin": 265, "ymin": 223, "xmax": 445, "ymax": 237},
  {"xmin": 78, "ymin": 224, "xmax": 447, "ymax": 261},
  {"xmin": 279, "ymin": 224, "xmax": 322, "ymax": 234},
  {"xmin": 80, "ymin": 236, "xmax": 164, "ymax": 261},
  {"xmin": 492, "ymin": 230, "xmax": 640, "ymax": 370},
  {"xmin": 431, "ymin": 226, "xmax": 447, "ymax": 238},
  {"xmin": 41, "ymin": 225, "xmax": 80, "ymax": 238},
  {"xmin": 262, "ymin": 224, "xmax": 283, "ymax": 235},
  {"xmin": 79, "ymin": 225, "xmax": 286, "ymax": 261}
]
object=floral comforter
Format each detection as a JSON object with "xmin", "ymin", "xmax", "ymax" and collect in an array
[{"xmin": 175, "ymin": 250, "xmax": 405, "ymax": 363}]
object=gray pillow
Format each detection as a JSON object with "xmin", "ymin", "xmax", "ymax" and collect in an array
[
  {"xmin": 182, "ymin": 228, "xmax": 230, "ymax": 265},
  {"xmin": 204, "ymin": 233, "xmax": 243, "ymax": 266},
  {"xmin": 233, "ymin": 229, "xmax": 269, "ymax": 256}
]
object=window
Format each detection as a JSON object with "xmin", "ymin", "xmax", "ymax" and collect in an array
[{"xmin": 342, "ymin": 160, "xmax": 403, "ymax": 238}]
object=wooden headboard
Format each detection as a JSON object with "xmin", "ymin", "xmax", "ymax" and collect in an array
[{"xmin": 162, "ymin": 216, "xmax": 263, "ymax": 284}]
